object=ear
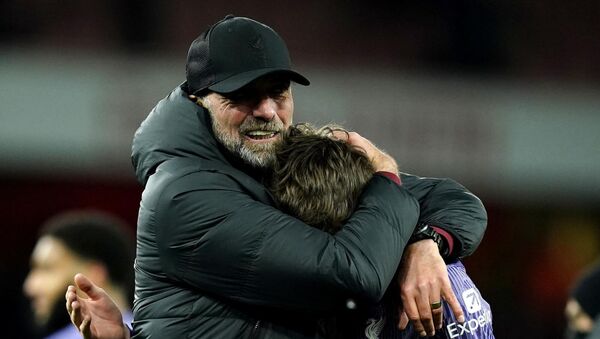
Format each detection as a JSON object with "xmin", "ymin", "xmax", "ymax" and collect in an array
[{"xmin": 188, "ymin": 94, "xmax": 204, "ymax": 107}]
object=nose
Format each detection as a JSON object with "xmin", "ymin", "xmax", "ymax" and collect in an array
[{"xmin": 252, "ymin": 97, "xmax": 276, "ymax": 121}]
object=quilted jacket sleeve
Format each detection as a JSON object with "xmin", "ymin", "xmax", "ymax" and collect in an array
[
  {"xmin": 400, "ymin": 173, "xmax": 488, "ymax": 259},
  {"xmin": 153, "ymin": 173, "xmax": 419, "ymax": 313}
]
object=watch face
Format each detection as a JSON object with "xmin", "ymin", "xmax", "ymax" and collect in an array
[
  {"xmin": 419, "ymin": 225, "xmax": 435, "ymax": 238},
  {"xmin": 416, "ymin": 224, "xmax": 429, "ymax": 233},
  {"xmin": 410, "ymin": 226, "xmax": 435, "ymax": 242}
]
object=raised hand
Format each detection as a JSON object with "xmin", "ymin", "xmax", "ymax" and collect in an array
[{"xmin": 65, "ymin": 273, "xmax": 130, "ymax": 339}]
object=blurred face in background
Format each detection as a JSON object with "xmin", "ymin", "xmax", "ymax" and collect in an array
[
  {"xmin": 201, "ymin": 75, "xmax": 294, "ymax": 169},
  {"xmin": 23, "ymin": 236, "xmax": 89, "ymax": 326}
]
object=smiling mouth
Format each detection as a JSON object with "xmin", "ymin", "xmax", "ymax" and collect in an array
[{"xmin": 244, "ymin": 130, "xmax": 279, "ymax": 140}]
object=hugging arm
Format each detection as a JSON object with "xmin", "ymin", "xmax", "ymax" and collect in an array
[
  {"xmin": 401, "ymin": 173, "xmax": 488, "ymax": 259},
  {"xmin": 64, "ymin": 177, "xmax": 414, "ymax": 339},
  {"xmin": 396, "ymin": 173, "xmax": 488, "ymax": 336},
  {"xmin": 152, "ymin": 173, "xmax": 418, "ymax": 312}
]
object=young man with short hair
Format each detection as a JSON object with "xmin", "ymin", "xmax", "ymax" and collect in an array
[{"xmin": 270, "ymin": 124, "xmax": 494, "ymax": 338}]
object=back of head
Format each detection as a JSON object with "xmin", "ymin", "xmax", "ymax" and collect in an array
[
  {"xmin": 40, "ymin": 210, "xmax": 135, "ymax": 299},
  {"xmin": 571, "ymin": 260, "xmax": 600, "ymax": 321},
  {"xmin": 270, "ymin": 124, "xmax": 375, "ymax": 234}
]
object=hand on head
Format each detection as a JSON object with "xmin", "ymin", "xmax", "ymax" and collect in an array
[{"xmin": 331, "ymin": 130, "xmax": 398, "ymax": 174}]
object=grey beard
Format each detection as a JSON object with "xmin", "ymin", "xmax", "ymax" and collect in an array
[
  {"xmin": 236, "ymin": 143, "xmax": 278, "ymax": 168},
  {"xmin": 211, "ymin": 121, "xmax": 279, "ymax": 169}
]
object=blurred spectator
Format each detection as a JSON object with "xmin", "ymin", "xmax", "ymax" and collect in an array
[
  {"xmin": 565, "ymin": 259, "xmax": 600, "ymax": 339},
  {"xmin": 23, "ymin": 210, "xmax": 135, "ymax": 339}
]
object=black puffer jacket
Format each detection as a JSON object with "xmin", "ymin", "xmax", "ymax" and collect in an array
[{"xmin": 130, "ymin": 85, "xmax": 487, "ymax": 338}]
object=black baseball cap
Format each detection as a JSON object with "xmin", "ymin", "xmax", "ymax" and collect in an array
[{"xmin": 186, "ymin": 15, "xmax": 310, "ymax": 94}]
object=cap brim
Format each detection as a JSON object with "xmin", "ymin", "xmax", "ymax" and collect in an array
[{"xmin": 208, "ymin": 68, "xmax": 310, "ymax": 93}]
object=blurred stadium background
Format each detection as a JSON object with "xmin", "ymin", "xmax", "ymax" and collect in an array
[{"xmin": 1, "ymin": 1, "xmax": 599, "ymax": 338}]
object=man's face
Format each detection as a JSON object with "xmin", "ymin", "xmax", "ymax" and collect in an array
[
  {"xmin": 201, "ymin": 75, "xmax": 294, "ymax": 168},
  {"xmin": 23, "ymin": 236, "xmax": 88, "ymax": 326}
]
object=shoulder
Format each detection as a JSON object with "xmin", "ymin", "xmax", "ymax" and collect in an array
[
  {"xmin": 145, "ymin": 159, "xmax": 273, "ymax": 214},
  {"xmin": 145, "ymin": 161, "xmax": 243, "ymax": 202}
]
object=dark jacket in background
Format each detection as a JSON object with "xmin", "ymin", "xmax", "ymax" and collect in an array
[{"xmin": 130, "ymin": 85, "xmax": 487, "ymax": 338}]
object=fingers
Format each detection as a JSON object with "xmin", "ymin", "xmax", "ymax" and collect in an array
[
  {"xmin": 66, "ymin": 285, "xmax": 76, "ymax": 314},
  {"xmin": 344, "ymin": 132, "xmax": 398, "ymax": 173},
  {"xmin": 330, "ymin": 130, "xmax": 349, "ymax": 142},
  {"xmin": 400, "ymin": 274, "xmax": 445, "ymax": 336},
  {"xmin": 345, "ymin": 132, "xmax": 371, "ymax": 153},
  {"xmin": 70, "ymin": 299, "xmax": 82, "ymax": 328},
  {"xmin": 431, "ymin": 304, "xmax": 444, "ymax": 332},
  {"xmin": 402, "ymin": 297, "xmax": 427, "ymax": 337},
  {"xmin": 403, "ymin": 297, "xmax": 444, "ymax": 337},
  {"xmin": 330, "ymin": 130, "xmax": 365, "ymax": 147},
  {"xmin": 430, "ymin": 296, "xmax": 444, "ymax": 333},
  {"xmin": 442, "ymin": 282, "xmax": 465, "ymax": 324},
  {"xmin": 80, "ymin": 315, "xmax": 92, "ymax": 339},
  {"xmin": 74, "ymin": 273, "xmax": 103, "ymax": 300},
  {"xmin": 415, "ymin": 289, "xmax": 435, "ymax": 337},
  {"xmin": 398, "ymin": 309, "xmax": 410, "ymax": 330},
  {"xmin": 429, "ymin": 285, "xmax": 444, "ymax": 331},
  {"xmin": 66, "ymin": 284, "xmax": 84, "ymax": 329}
]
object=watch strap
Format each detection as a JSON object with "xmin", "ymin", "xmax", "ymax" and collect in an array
[{"xmin": 408, "ymin": 223, "xmax": 449, "ymax": 258}]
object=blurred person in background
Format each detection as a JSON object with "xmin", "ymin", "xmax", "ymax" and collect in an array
[
  {"xmin": 24, "ymin": 210, "xmax": 135, "ymax": 339},
  {"xmin": 68, "ymin": 15, "xmax": 487, "ymax": 339},
  {"xmin": 565, "ymin": 259, "xmax": 600, "ymax": 339}
]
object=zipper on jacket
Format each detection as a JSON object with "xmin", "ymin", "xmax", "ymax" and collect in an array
[{"xmin": 249, "ymin": 320, "xmax": 261, "ymax": 339}]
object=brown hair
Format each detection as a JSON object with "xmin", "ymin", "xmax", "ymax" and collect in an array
[{"xmin": 270, "ymin": 124, "xmax": 375, "ymax": 234}]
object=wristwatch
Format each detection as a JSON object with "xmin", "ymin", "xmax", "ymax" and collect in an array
[{"xmin": 408, "ymin": 224, "xmax": 449, "ymax": 258}]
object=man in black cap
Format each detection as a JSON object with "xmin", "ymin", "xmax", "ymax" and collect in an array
[{"xmin": 68, "ymin": 15, "xmax": 487, "ymax": 338}]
